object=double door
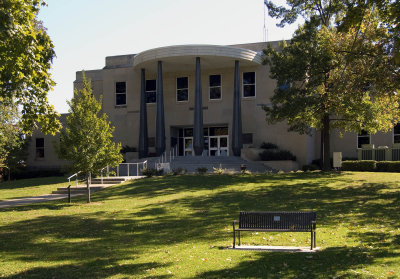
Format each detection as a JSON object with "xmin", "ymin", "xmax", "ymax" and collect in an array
[{"xmin": 183, "ymin": 135, "xmax": 228, "ymax": 156}]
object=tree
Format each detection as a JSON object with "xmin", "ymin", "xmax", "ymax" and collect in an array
[
  {"xmin": 0, "ymin": 100, "xmax": 21, "ymax": 179},
  {"xmin": 56, "ymin": 74, "xmax": 123, "ymax": 203},
  {"xmin": 0, "ymin": 0, "xmax": 60, "ymax": 134},
  {"xmin": 264, "ymin": 1, "xmax": 400, "ymax": 170}
]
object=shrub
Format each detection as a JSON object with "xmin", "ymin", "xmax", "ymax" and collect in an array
[
  {"xmin": 197, "ymin": 167, "xmax": 208, "ymax": 174},
  {"xmin": 376, "ymin": 161, "xmax": 400, "ymax": 172},
  {"xmin": 213, "ymin": 164, "xmax": 225, "ymax": 175},
  {"xmin": 302, "ymin": 164, "xmax": 320, "ymax": 171},
  {"xmin": 260, "ymin": 142, "xmax": 278, "ymax": 149},
  {"xmin": 142, "ymin": 168, "xmax": 156, "ymax": 177},
  {"xmin": 120, "ymin": 145, "xmax": 137, "ymax": 153},
  {"xmin": 9, "ymin": 169, "xmax": 65, "ymax": 180},
  {"xmin": 173, "ymin": 168, "xmax": 187, "ymax": 175},
  {"xmin": 259, "ymin": 150, "xmax": 296, "ymax": 161},
  {"xmin": 342, "ymin": 160, "xmax": 376, "ymax": 171}
]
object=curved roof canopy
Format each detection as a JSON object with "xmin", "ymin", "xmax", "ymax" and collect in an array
[{"xmin": 133, "ymin": 45, "xmax": 262, "ymax": 74}]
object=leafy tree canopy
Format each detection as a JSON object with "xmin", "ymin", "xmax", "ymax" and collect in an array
[
  {"xmin": 263, "ymin": 1, "xmax": 399, "ymax": 170},
  {"xmin": 0, "ymin": 0, "xmax": 60, "ymax": 134}
]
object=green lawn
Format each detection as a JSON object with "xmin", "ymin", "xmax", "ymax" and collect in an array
[
  {"xmin": 0, "ymin": 177, "xmax": 68, "ymax": 201},
  {"xmin": 0, "ymin": 172, "xmax": 399, "ymax": 278}
]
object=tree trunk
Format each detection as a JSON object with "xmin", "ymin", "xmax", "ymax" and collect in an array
[
  {"xmin": 320, "ymin": 131, "xmax": 324, "ymax": 169},
  {"xmin": 86, "ymin": 172, "xmax": 91, "ymax": 203},
  {"xmin": 322, "ymin": 114, "xmax": 331, "ymax": 171}
]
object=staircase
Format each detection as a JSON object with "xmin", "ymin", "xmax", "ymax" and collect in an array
[
  {"xmin": 52, "ymin": 177, "xmax": 129, "ymax": 194},
  {"xmin": 168, "ymin": 156, "xmax": 273, "ymax": 173}
]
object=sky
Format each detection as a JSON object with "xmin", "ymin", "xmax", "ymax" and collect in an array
[{"xmin": 38, "ymin": 0, "xmax": 301, "ymax": 113}]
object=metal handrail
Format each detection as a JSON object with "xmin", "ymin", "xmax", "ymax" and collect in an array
[
  {"xmin": 67, "ymin": 171, "xmax": 81, "ymax": 188},
  {"xmin": 103, "ymin": 161, "xmax": 147, "ymax": 177}
]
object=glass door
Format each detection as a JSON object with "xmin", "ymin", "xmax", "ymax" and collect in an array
[{"xmin": 209, "ymin": 136, "xmax": 229, "ymax": 156}]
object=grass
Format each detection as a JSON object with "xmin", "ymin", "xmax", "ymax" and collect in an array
[
  {"xmin": 0, "ymin": 171, "xmax": 400, "ymax": 278},
  {"xmin": 0, "ymin": 177, "xmax": 68, "ymax": 201}
]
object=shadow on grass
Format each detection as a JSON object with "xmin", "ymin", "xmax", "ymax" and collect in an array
[
  {"xmin": 1, "ymin": 172, "xmax": 400, "ymax": 278},
  {"xmin": 194, "ymin": 246, "xmax": 398, "ymax": 279},
  {"xmin": 0, "ymin": 176, "xmax": 67, "ymax": 190}
]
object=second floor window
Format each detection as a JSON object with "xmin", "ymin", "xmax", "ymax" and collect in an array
[
  {"xmin": 209, "ymin": 75, "xmax": 221, "ymax": 100},
  {"xmin": 146, "ymin": 80, "xmax": 156, "ymax": 103},
  {"xmin": 177, "ymin": 77, "xmax": 188, "ymax": 102},
  {"xmin": 243, "ymin": 72, "xmax": 256, "ymax": 97},
  {"xmin": 115, "ymin": 82, "xmax": 126, "ymax": 105}
]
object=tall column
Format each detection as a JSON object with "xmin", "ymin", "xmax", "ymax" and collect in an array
[
  {"xmin": 232, "ymin": 60, "xmax": 242, "ymax": 156},
  {"xmin": 139, "ymin": 68, "xmax": 148, "ymax": 158},
  {"xmin": 156, "ymin": 61, "xmax": 165, "ymax": 156},
  {"xmin": 193, "ymin": 57, "xmax": 204, "ymax": 156}
]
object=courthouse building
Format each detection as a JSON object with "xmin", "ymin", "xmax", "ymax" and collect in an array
[{"xmin": 26, "ymin": 41, "xmax": 398, "ymax": 170}]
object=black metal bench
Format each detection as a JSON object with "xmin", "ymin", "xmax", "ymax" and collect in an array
[{"xmin": 233, "ymin": 211, "xmax": 317, "ymax": 250}]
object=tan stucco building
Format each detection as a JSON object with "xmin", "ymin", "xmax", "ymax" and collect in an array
[{"xmin": 26, "ymin": 41, "xmax": 399, "ymax": 170}]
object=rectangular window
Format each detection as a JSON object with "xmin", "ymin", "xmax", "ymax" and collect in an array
[
  {"xmin": 36, "ymin": 138, "xmax": 44, "ymax": 158},
  {"xmin": 394, "ymin": 123, "xmax": 400, "ymax": 143},
  {"xmin": 243, "ymin": 72, "xmax": 256, "ymax": 97},
  {"xmin": 177, "ymin": 77, "xmax": 188, "ymax": 102},
  {"xmin": 209, "ymin": 74, "xmax": 221, "ymax": 100},
  {"xmin": 357, "ymin": 130, "xmax": 370, "ymax": 148},
  {"xmin": 115, "ymin": 82, "xmax": 126, "ymax": 106},
  {"xmin": 145, "ymin": 80, "xmax": 156, "ymax": 103}
]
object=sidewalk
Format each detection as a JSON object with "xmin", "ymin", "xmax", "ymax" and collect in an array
[{"xmin": 0, "ymin": 193, "xmax": 84, "ymax": 209}]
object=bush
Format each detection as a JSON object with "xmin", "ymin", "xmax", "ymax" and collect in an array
[
  {"xmin": 260, "ymin": 142, "xmax": 278, "ymax": 149},
  {"xmin": 213, "ymin": 164, "xmax": 225, "ymax": 175},
  {"xmin": 376, "ymin": 161, "xmax": 400, "ymax": 172},
  {"xmin": 302, "ymin": 164, "xmax": 320, "ymax": 171},
  {"xmin": 173, "ymin": 168, "xmax": 187, "ymax": 175},
  {"xmin": 7, "ymin": 169, "xmax": 65, "ymax": 180},
  {"xmin": 342, "ymin": 160, "xmax": 376, "ymax": 171},
  {"xmin": 259, "ymin": 150, "xmax": 296, "ymax": 161},
  {"xmin": 197, "ymin": 167, "xmax": 208, "ymax": 174}
]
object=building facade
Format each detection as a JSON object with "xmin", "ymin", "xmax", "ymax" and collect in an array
[{"xmin": 26, "ymin": 41, "xmax": 398, "ymax": 170}]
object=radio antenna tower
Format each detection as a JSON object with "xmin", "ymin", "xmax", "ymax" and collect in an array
[{"xmin": 263, "ymin": 0, "xmax": 269, "ymax": 42}]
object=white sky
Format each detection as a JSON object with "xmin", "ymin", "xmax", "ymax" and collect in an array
[{"xmin": 38, "ymin": 0, "xmax": 301, "ymax": 113}]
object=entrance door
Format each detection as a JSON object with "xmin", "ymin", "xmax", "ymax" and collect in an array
[
  {"xmin": 184, "ymin": 137, "xmax": 194, "ymax": 156},
  {"xmin": 209, "ymin": 136, "xmax": 229, "ymax": 156}
]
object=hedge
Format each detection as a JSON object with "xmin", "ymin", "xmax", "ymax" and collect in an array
[{"xmin": 342, "ymin": 160, "xmax": 400, "ymax": 172}]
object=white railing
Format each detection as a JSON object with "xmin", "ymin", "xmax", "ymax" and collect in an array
[
  {"xmin": 158, "ymin": 146, "xmax": 178, "ymax": 164},
  {"xmin": 67, "ymin": 171, "xmax": 81, "ymax": 188},
  {"xmin": 103, "ymin": 161, "xmax": 148, "ymax": 177},
  {"xmin": 357, "ymin": 144, "xmax": 400, "ymax": 161}
]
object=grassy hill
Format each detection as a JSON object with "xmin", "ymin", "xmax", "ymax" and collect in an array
[{"xmin": 0, "ymin": 172, "xmax": 399, "ymax": 278}]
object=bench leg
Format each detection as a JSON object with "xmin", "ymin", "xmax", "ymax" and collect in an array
[
  {"xmin": 310, "ymin": 231, "xmax": 313, "ymax": 250},
  {"xmin": 238, "ymin": 231, "xmax": 241, "ymax": 246}
]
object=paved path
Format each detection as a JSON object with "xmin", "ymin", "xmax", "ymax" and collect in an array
[
  {"xmin": 0, "ymin": 193, "xmax": 84, "ymax": 209},
  {"xmin": 0, "ymin": 176, "xmax": 145, "ymax": 209}
]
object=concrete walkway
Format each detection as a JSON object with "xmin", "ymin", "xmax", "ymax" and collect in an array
[
  {"xmin": 0, "ymin": 176, "xmax": 145, "ymax": 209},
  {"xmin": 0, "ymin": 193, "xmax": 83, "ymax": 209}
]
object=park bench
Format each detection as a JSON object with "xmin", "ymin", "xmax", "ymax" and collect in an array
[{"xmin": 233, "ymin": 211, "xmax": 317, "ymax": 250}]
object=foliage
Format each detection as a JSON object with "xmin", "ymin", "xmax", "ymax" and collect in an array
[
  {"xmin": 212, "ymin": 164, "xmax": 226, "ymax": 175},
  {"xmin": 196, "ymin": 167, "xmax": 208, "ymax": 174},
  {"xmin": 0, "ymin": 0, "xmax": 60, "ymax": 134},
  {"xmin": 260, "ymin": 142, "xmax": 278, "ymax": 149},
  {"xmin": 173, "ymin": 168, "xmax": 187, "ymax": 175},
  {"xmin": 342, "ymin": 160, "xmax": 376, "ymax": 171},
  {"xmin": 0, "ymin": 100, "xmax": 29, "ymax": 180},
  {"xmin": 263, "ymin": 1, "xmax": 400, "ymax": 171},
  {"xmin": 8, "ymin": 168, "xmax": 64, "ymax": 180},
  {"xmin": 259, "ymin": 149, "xmax": 296, "ymax": 161},
  {"xmin": 302, "ymin": 164, "xmax": 320, "ymax": 171},
  {"xmin": 142, "ymin": 168, "xmax": 156, "ymax": 177},
  {"xmin": 2, "ymin": 172, "xmax": 400, "ymax": 277},
  {"xmin": 376, "ymin": 161, "xmax": 400, "ymax": 172},
  {"xmin": 56, "ymin": 73, "xmax": 122, "ymax": 202}
]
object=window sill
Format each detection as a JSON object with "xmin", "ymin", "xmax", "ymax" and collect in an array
[{"xmin": 115, "ymin": 105, "xmax": 127, "ymax": 108}]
